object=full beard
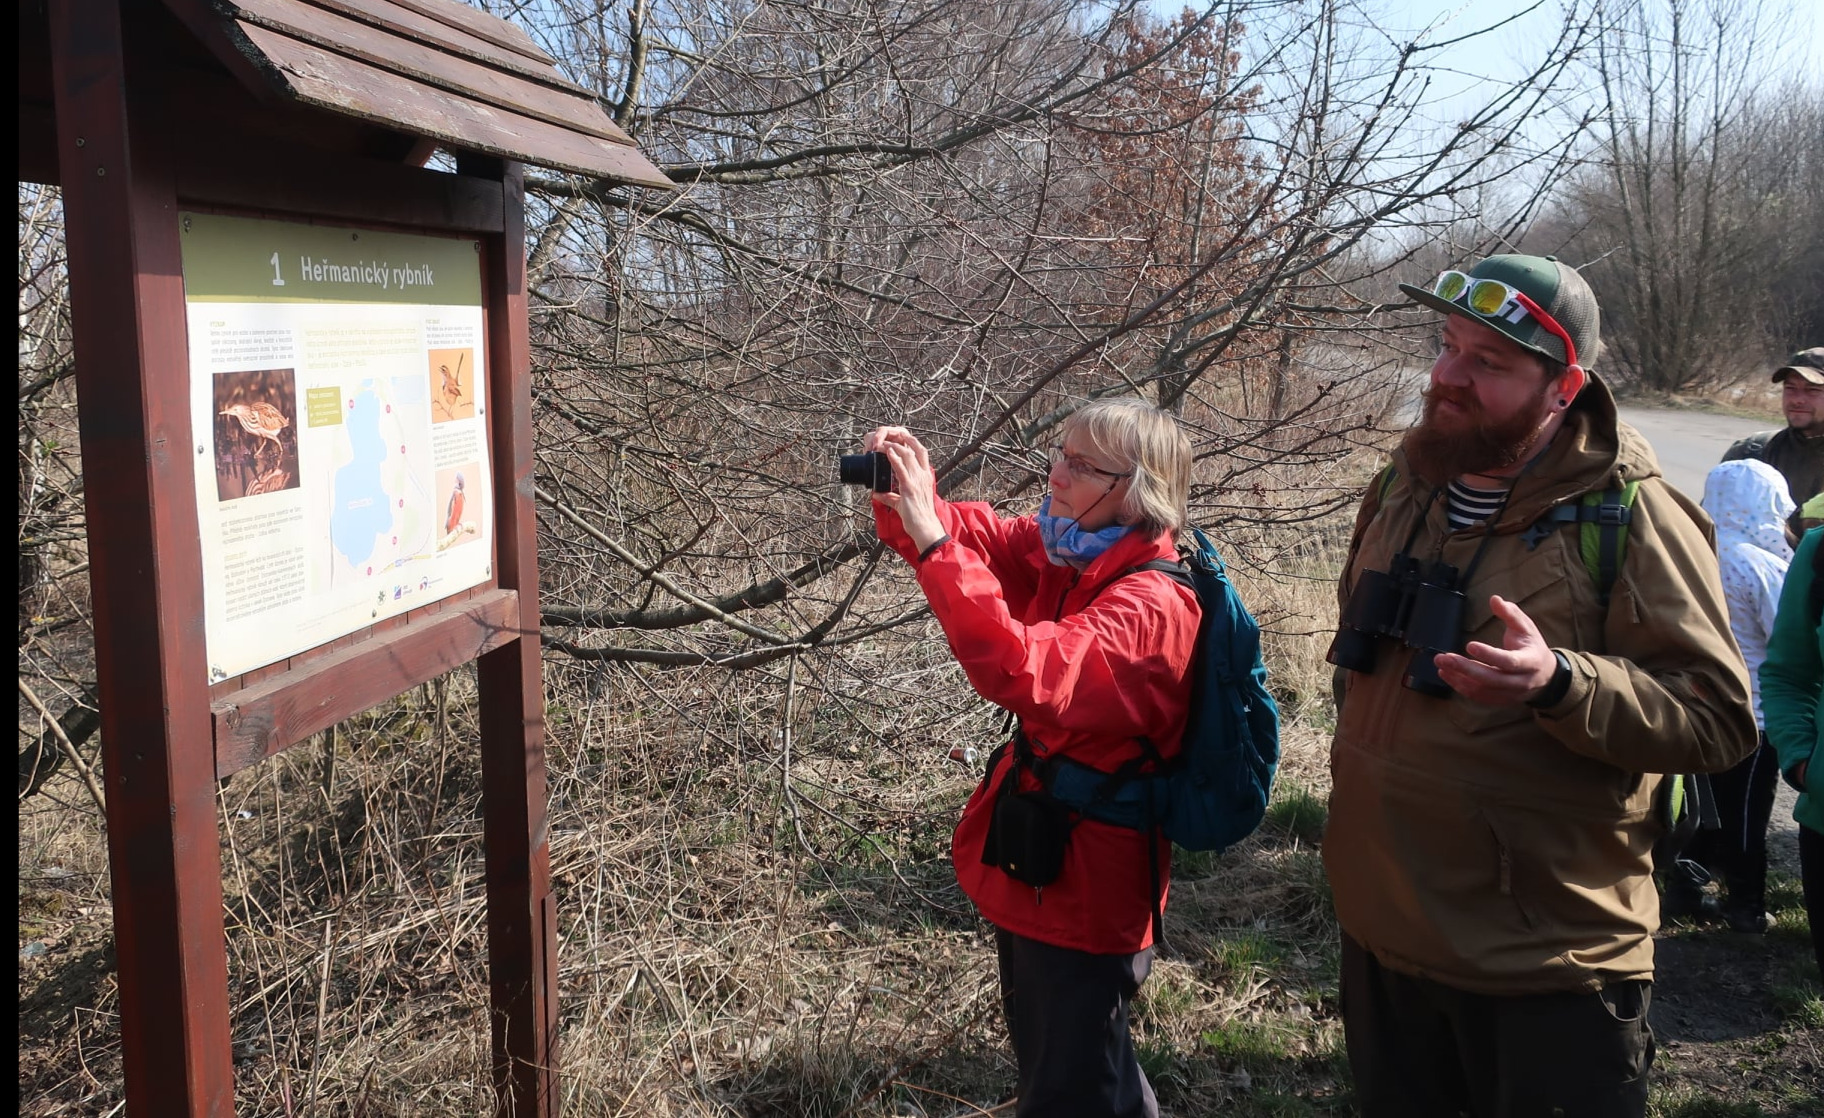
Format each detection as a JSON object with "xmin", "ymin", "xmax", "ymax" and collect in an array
[{"xmin": 1403, "ymin": 383, "xmax": 1553, "ymax": 482}]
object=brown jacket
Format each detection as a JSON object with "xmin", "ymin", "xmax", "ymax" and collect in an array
[{"xmin": 1325, "ymin": 377, "xmax": 1757, "ymax": 995}]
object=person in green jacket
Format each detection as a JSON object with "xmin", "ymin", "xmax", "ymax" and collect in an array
[{"xmin": 1757, "ymin": 525, "xmax": 1824, "ymax": 978}]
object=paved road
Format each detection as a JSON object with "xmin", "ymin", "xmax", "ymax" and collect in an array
[
  {"xmin": 1618, "ymin": 405, "xmax": 1802, "ymax": 881},
  {"xmin": 1616, "ymin": 406, "xmax": 1775, "ymax": 504}
]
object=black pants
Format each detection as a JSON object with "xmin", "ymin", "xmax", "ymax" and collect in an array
[
  {"xmin": 994, "ymin": 926, "xmax": 1157, "ymax": 1118},
  {"xmin": 1685, "ymin": 734, "xmax": 1781, "ymax": 916},
  {"xmin": 1340, "ymin": 934, "xmax": 1654, "ymax": 1118},
  {"xmin": 1802, "ymin": 823, "xmax": 1824, "ymax": 979}
]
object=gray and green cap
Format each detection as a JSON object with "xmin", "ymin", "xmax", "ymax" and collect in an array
[
  {"xmin": 1772, "ymin": 347, "xmax": 1824, "ymax": 386},
  {"xmin": 1398, "ymin": 253, "xmax": 1600, "ymax": 369}
]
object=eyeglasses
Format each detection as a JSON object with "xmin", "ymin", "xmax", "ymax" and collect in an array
[
  {"xmin": 1047, "ymin": 445, "xmax": 1132, "ymax": 483},
  {"xmin": 1431, "ymin": 270, "xmax": 1580, "ymax": 370}
]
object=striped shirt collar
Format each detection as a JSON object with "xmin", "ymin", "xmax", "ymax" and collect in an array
[{"xmin": 1447, "ymin": 478, "xmax": 1510, "ymax": 530}]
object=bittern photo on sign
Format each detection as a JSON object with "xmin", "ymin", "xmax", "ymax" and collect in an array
[{"xmin": 213, "ymin": 367, "xmax": 300, "ymax": 502}]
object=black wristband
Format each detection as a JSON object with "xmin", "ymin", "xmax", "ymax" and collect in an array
[
  {"xmin": 917, "ymin": 534, "xmax": 952, "ymax": 563},
  {"xmin": 1526, "ymin": 649, "xmax": 1574, "ymax": 709}
]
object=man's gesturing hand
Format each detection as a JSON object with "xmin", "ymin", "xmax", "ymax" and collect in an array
[{"xmin": 1431, "ymin": 595, "xmax": 1559, "ymax": 706}]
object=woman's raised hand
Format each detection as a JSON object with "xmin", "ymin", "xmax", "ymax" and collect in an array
[{"xmin": 864, "ymin": 427, "xmax": 945, "ymax": 552}]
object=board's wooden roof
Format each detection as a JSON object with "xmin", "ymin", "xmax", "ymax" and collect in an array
[{"xmin": 166, "ymin": 0, "xmax": 673, "ymax": 187}]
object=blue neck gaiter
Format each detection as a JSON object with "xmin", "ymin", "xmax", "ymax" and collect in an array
[{"xmin": 1037, "ymin": 494, "xmax": 1133, "ymax": 567}]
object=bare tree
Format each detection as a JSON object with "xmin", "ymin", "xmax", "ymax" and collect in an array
[
  {"xmin": 13, "ymin": 0, "xmax": 1604, "ymax": 795},
  {"xmin": 506, "ymin": 0, "xmax": 1599, "ymax": 669},
  {"xmin": 17, "ymin": 183, "xmax": 98, "ymax": 799},
  {"xmin": 1556, "ymin": 0, "xmax": 1810, "ymax": 391},
  {"xmin": 17, "ymin": 4, "xmax": 1622, "ymax": 1110}
]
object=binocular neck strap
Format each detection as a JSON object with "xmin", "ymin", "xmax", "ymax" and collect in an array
[{"xmin": 1398, "ymin": 485, "xmax": 1446, "ymax": 555}]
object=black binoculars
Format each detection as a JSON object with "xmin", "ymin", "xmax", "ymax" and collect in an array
[
  {"xmin": 1326, "ymin": 553, "xmax": 1465, "ymax": 698},
  {"xmin": 837, "ymin": 451, "xmax": 893, "ymax": 493}
]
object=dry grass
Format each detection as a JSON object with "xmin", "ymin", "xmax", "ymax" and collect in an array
[
  {"xmin": 19, "ymin": 540, "xmax": 1363, "ymax": 1118},
  {"xmin": 15, "ymin": 429, "xmax": 1393, "ymax": 1118},
  {"xmin": 22, "ymin": 369, "xmax": 1821, "ymax": 1116}
]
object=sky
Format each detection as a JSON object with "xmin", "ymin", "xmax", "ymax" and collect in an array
[
  {"xmin": 1367, "ymin": 0, "xmax": 1823, "ymax": 90},
  {"xmin": 1285, "ymin": 0, "xmax": 1824, "ymax": 242}
]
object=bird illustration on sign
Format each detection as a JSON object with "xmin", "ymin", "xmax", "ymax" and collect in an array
[
  {"xmin": 445, "ymin": 471, "xmax": 465, "ymax": 534},
  {"xmin": 437, "ymin": 462, "xmax": 481, "ymax": 550},
  {"xmin": 429, "ymin": 348, "xmax": 475, "ymax": 423},
  {"xmin": 220, "ymin": 401, "xmax": 289, "ymax": 466},
  {"xmin": 440, "ymin": 357, "xmax": 464, "ymax": 406},
  {"xmin": 213, "ymin": 369, "xmax": 301, "ymax": 502}
]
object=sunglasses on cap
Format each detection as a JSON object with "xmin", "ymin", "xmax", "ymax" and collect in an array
[{"xmin": 1431, "ymin": 270, "xmax": 1580, "ymax": 370}]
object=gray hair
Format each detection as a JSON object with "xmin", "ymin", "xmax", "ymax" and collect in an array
[{"xmin": 1060, "ymin": 397, "xmax": 1192, "ymax": 536}]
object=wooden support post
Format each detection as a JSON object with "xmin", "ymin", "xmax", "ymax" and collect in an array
[
  {"xmin": 48, "ymin": 0, "xmax": 235, "ymax": 1113},
  {"xmin": 463, "ymin": 154, "xmax": 559, "ymax": 1117}
]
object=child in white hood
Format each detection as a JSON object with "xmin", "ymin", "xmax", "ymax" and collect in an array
[{"xmin": 1683, "ymin": 459, "xmax": 1796, "ymax": 931}]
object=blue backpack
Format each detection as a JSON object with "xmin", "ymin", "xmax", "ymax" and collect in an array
[{"xmin": 1041, "ymin": 527, "xmax": 1280, "ymax": 854}]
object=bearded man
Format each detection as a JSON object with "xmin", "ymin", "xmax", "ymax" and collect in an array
[{"xmin": 1324, "ymin": 254, "xmax": 1757, "ymax": 1117}]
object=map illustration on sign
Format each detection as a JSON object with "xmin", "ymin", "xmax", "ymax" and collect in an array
[
  {"xmin": 182, "ymin": 212, "xmax": 493, "ymax": 681},
  {"xmin": 324, "ymin": 375, "xmax": 439, "ymax": 584}
]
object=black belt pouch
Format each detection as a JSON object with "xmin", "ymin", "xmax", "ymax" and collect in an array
[{"xmin": 980, "ymin": 752, "xmax": 1072, "ymax": 888}]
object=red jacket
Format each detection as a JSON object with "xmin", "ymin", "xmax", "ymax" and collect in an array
[{"xmin": 875, "ymin": 498, "xmax": 1199, "ymax": 953}]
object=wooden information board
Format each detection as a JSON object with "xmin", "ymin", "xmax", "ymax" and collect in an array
[
  {"xmin": 182, "ymin": 212, "xmax": 497, "ymax": 681},
  {"xmin": 22, "ymin": 0, "xmax": 672, "ymax": 1113}
]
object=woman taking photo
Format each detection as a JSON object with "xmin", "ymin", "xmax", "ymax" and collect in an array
[{"xmin": 864, "ymin": 398, "xmax": 1199, "ymax": 1118}]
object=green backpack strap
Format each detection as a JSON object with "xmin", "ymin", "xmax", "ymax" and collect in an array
[
  {"xmin": 1375, "ymin": 463, "xmax": 1399, "ymax": 505},
  {"xmin": 1578, "ymin": 482, "xmax": 1639, "ymax": 605},
  {"xmin": 1521, "ymin": 481, "xmax": 1640, "ymax": 604}
]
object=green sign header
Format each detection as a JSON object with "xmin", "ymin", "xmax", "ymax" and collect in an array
[{"xmin": 181, "ymin": 212, "xmax": 483, "ymax": 306}]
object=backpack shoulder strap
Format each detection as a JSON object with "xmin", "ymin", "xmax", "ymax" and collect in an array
[
  {"xmin": 1133, "ymin": 558, "xmax": 1193, "ymax": 589},
  {"xmin": 1344, "ymin": 462, "xmax": 1400, "ymax": 554},
  {"xmin": 1578, "ymin": 482, "xmax": 1640, "ymax": 605},
  {"xmin": 1521, "ymin": 481, "xmax": 1640, "ymax": 604},
  {"xmin": 1084, "ymin": 557, "xmax": 1193, "ymax": 608},
  {"xmin": 1374, "ymin": 463, "xmax": 1399, "ymax": 505},
  {"xmin": 1722, "ymin": 430, "xmax": 1776, "ymax": 463}
]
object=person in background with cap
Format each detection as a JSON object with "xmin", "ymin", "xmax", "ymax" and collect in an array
[
  {"xmin": 1659, "ymin": 346, "xmax": 1824, "ymax": 925},
  {"xmin": 1680, "ymin": 459, "xmax": 1795, "ymax": 935},
  {"xmin": 1326, "ymin": 253, "xmax": 1757, "ymax": 1117},
  {"xmin": 1722, "ymin": 347, "xmax": 1824, "ymax": 542}
]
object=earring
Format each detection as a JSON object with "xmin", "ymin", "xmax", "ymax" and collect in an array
[{"xmin": 1557, "ymin": 398, "xmax": 1568, "ymax": 408}]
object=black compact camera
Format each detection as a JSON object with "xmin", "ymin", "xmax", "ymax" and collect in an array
[
  {"xmin": 837, "ymin": 451, "xmax": 893, "ymax": 493},
  {"xmin": 1327, "ymin": 554, "xmax": 1465, "ymax": 697}
]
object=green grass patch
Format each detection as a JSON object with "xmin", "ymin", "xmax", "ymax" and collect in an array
[
  {"xmin": 1173, "ymin": 845, "xmax": 1226, "ymax": 878},
  {"xmin": 1134, "ymin": 1033, "xmax": 1181, "ymax": 1088},
  {"xmin": 1771, "ymin": 982, "xmax": 1823, "ymax": 1028},
  {"xmin": 1283, "ymin": 848, "xmax": 1337, "ymax": 926},
  {"xmin": 1649, "ymin": 1091, "xmax": 1770, "ymax": 1118},
  {"xmin": 1201, "ymin": 1017, "xmax": 1298, "ymax": 1067},
  {"xmin": 1763, "ymin": 871, "xmax": 1812, "ymax": 955},
  {"xmin": 1236, "ymin": 1094, "xmax": 1343, "ymax": 1118},
  {"xmin": 1209, "ymin": 930, "xmax": 1288, "ymax": 982},
  {"xmin": 1265, "ymin": 783, "xmax": 1327, "ymax": 846},
  {"xmin": 1137, "ymin": 964, "xmax": 1205, "ymax": 1022},
  {"xmin": 1767, "ymin": 870, "xmax": 1805, "ymax": 920}
]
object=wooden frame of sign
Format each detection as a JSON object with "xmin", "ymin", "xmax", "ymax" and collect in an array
[{"xmin": 20, "ymin": 0, "xmax": 670, "ymax": 1112}]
